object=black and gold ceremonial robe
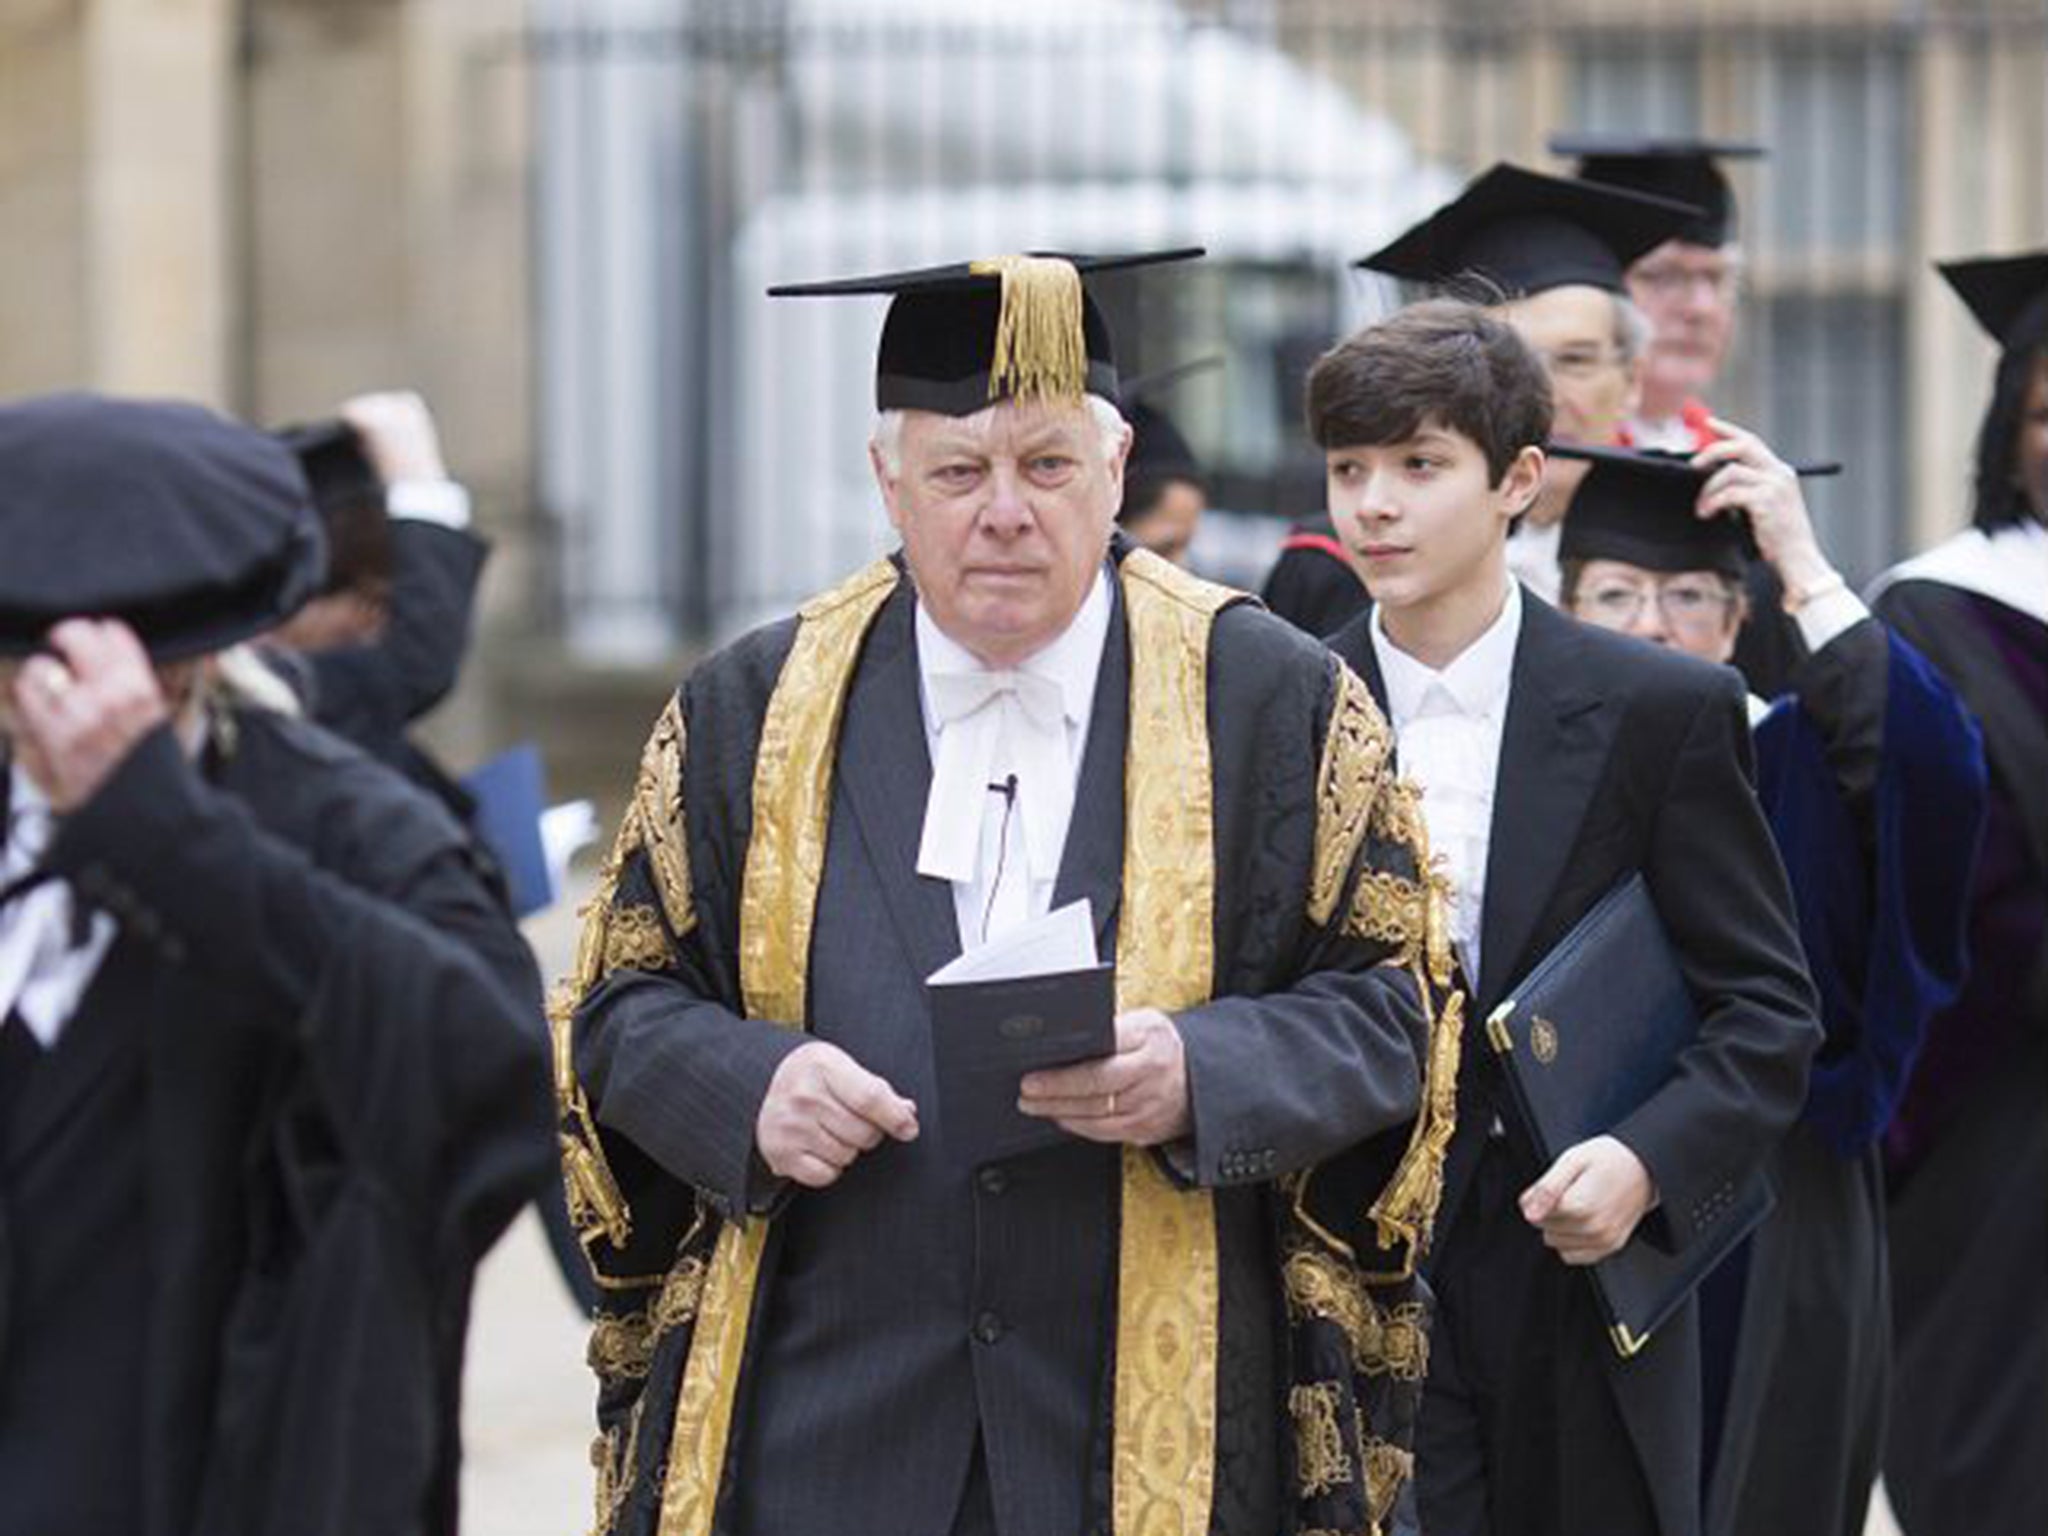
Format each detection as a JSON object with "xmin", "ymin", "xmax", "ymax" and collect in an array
[{"xmin": 556, "ymin": 545, "xmax": 1463, "ymax": 1536}]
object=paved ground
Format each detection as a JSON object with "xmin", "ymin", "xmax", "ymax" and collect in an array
[{"xmin": 455, "ymin": 874, "xmax": 1905, "ymax": 1536}]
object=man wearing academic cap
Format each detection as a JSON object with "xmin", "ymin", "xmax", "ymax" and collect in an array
[
  {"xmin": 555, "ymin": 252, "xmax": 1463, "ymax": 1536},
  {"xmin": 0, "ymin": 395, "xmax": 555, "ymax": 1534},
  {"xmin": 1554, "ymin": 438, "xmax": 1985, "ymax": 1536},
  {"xmin": 1556, "ymin": 136, "xmax": 1812, "ymax": 696},
  {"xmin": 1554, "ymin": 137, "xmax": 1762, "ymax": 456},
  {"xmin": 1869, "ymin": 249, "xmax": 2048, "ymax": 1536},
  {"xmin": 1116, "ymin": 389, "xmax": 1208, "ymax": 566},
  {"xmin": 1358, "ymin": 161, "xmax": 1809, "ymax": 697}
]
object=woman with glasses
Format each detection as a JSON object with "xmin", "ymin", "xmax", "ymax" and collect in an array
[
  {"xmin": 1867, "ymin": 250, "xmax": 2048, "ymax": 1536},
  {"xmin": 1556, "ymin": 430, "xmax": 1986, "ymax": 1536}
]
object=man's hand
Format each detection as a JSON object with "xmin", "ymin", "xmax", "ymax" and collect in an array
[
  {"xmin": 8, "ymin": 620, "xmax": 170, "ymax": 813},
  {"xmin": 1519, "ymin": 1134, "xmax": 1658, "ymax": 1266},
  {"xmin": 755, "ymin": 1040, "xmax": 919, "ymax": 1190},
  {"xmin": 1692, "ymin": 418, "xmax": 1838, "ymax": 596},
  {"xmin": 340, "ymin": 390, "xmax": 448, "ymax": 484},
  {"xmin": 1017, "ymin": 1007, "xmax": 1190, "ymax": 1146}
]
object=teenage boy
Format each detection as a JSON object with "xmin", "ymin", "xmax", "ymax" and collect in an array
[{"xmin": 1310, "ymin": 300, "xmax": 1821, "ymax": 1536}]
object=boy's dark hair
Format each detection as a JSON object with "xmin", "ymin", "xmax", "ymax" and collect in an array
[
  {"xmin": 1970, "ymin": 297, "xmax": 2048, "ymax": 532},
  {"xmin": 1304, "ymin": 298, "xmax": 1555, "ymax": 485}
]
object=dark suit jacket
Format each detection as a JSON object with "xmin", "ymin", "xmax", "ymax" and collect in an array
[
  {"xmin": 0, "ymin": 713, "xmax": 552, "ymax": 1536},
  {"xmin": 1328, "ymin": 590, "xmax": 1820, "ymax": 1536}
]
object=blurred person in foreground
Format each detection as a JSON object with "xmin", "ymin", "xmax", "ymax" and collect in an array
[
  {"xmin": 272, "ymin": 389, "xmax": 596, "ymax": 1313},
  {"xmin": 1554, "ymin": 436, "xmax": 1985, "ymax": 1536},
  {"xmin": 555, "ymin": 251, "xmax": 1462, "ymax": 1536},
  {"xmin": 0, "ymin": 395, "xmax": 554, "ymax": 1536},
  {"xmin": 1312, "ymin": 301, "xmax": 1820, "ymax": 1536},
  {"xmin": 271, "ymin": 390, "xmax": 490, "ymax": 821},
  {"xmin": 1867, "ymin": 249, "xmax": 2048, "ymax": 1536}
]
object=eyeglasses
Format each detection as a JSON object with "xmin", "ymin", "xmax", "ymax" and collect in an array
[
  {"xmin": 1631, "ymin": 262, "xmax": 1741, "ymax": 301},
  {"xmin": 1578, "ymin": 578, "xmax": 1737, "ymax": 633},
  {"xmin": 1538, "ymin": 345, "xmax": 1628, "ymax": 381}
]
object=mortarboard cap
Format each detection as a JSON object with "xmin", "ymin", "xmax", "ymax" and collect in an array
[
  {"xmin": 276, "ymin": 417, "xmax": 391, "ymax": 593},
  {"xmin": 1356, "ymin": 163, "xmax": 1704, "ymax": 298},
  {"xmin": 1124, "ymin": 400, "xmax": 1202, "ymax": 493},
  {"xmin": 770, "ymin": 249, "xmax": 1204, "ymax": 416},
  {"xmin": 1552, "ymin": 443, "xmax": 1838, "ymax": 578},
  {"xmin": 1937, "ymin": 249, "xmax": 2048, "ymax": 350},
  {"xmin": 1120, "ymin": 356, "xmax": 1221, "ymax": 497},
  {"xmin": 0, "ymin": 394, "xmax": 326, "ymax": 660},
  {"xmin": 1551, "ymin": 134, "xmax": 1765, "ymax": 248},
  {"xmin": 277, "ymin": 418, "xmax": 381, "ymax": 514}
]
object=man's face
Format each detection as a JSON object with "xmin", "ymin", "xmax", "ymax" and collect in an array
[
  {"xmin": 2017, "ymin": 351, "xmax": 2048, "ymax": 521},
  {"xmin": 1626, "ymin": 239, "xmax": 1740, "ymax": 409},
  {"xmin": 1325, "ymin": 424, "xmax": 1539, "ymax": 613},
  {"xmin": 1499, "ymin": 285, "xmax": 1640, "ymax": 519},
  {"xmin": 1568, "ymin": 558, "xmax": 1743, "ymax": 665},
  {"xmin": 1501, "ymin": 284, "xmax": 1639, "ymax": 448},
  {"xmin": 1124, "ymin": 479, "xmax": 1206, "ymax": 567},
  {"xmin": 874, "ymin": 398, "xmax": 1128, "ymax": 668}
]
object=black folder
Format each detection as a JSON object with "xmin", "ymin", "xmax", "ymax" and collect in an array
[
  {"xmin": 1485, "ymin": 874, "xmax": 1774, "ymax": 1358},
  {"xmin": 928, "ymin": 963, "xmax": 1117, "ymax": 1166}
]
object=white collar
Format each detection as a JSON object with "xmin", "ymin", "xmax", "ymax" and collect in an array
[
  {"xmin": 1869, "ymin": 521, "xmax": 2048, "ymax": 629},
  {"xmin": 1, "ymin": 762, "xmax": 118, "ymax": 1049},
  {"xmin": 1369, "ymin": 577, "xmax": 1523, "ymax": 724},
  {"xmin": 915, "ymin": 565, "xmax": 1112, "ymax": 728}
]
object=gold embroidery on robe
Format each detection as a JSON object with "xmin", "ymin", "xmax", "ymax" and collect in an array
[
  {"xmin": 1281, "ymin": 1246, "xmax": 1430, "ymax": 1382},
  {"xmin": 1290, "ymin": 1382, "xmax": 1355, "ymax": 1498},
  {"xmin": 1308, "ymin": 665, "xmax": 1393, "ymax": 927},
  {"xmin": 1111, "ymin": 549, "xmax": 1233, "ymax": 1536},
  {"xmin": 602, "ymin": 904, "xmax": 677, "ymax": 975},
  {"xmin": 587, "ymin": 1256, "xmax": 710, "ymax": 1383},
  {"xmin": 658, "ymin": 556, "xmax": 900, "ymax": 1536},
  {"xmin": 553, "ymin": 693, "xmax": 695, "ymax": 1267}
]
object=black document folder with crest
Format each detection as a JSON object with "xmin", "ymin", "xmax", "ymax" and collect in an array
[{"xmin": 1486, "ymin": 874, "xmax": 1774, "ymax": 1357}]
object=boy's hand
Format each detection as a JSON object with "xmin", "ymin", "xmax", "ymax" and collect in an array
[{"xmin": 1519, "ymin": 1134, "xmax": 1658, "ymax": 1266}]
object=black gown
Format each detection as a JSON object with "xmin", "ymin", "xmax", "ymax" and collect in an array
[
  {"xmin": 1872, "ymin": 540, "xmax": 2048, "ymax": 1536},
  {"xmin": 1702, "ymin": 620, "xmax": 1986, "ymax": 1536},
  {"xmin": 0, "ymin": 709, "xmax": 554, "ymax": 1536}
]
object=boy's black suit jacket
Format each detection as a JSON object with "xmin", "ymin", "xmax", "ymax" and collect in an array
[{"xmin": 1328, "ymin": 589, "xmax": 1820, "ymax": 1536}]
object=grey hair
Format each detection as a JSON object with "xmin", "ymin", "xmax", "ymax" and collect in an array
[
  {"xmin": 1613, "ymin": 295, "xmax": 1655, "ymax": 367},
  {"xmin": 871, "ymin": 394, "xmax": 1130, "ymax": 480}
]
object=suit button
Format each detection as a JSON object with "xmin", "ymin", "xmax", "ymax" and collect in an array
[
  {"xmin": 973, "ymin": 1311, "xmax": 1005, "ymax": 1345},
  {"xmin": 977, "ymin": 1166, "xmax": 1009, "ymax": 1197}
]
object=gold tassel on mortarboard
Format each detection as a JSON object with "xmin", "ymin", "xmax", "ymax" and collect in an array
[{"xmin": 968, "ymin": 255, "xmax": 1088, "ymax": 405}]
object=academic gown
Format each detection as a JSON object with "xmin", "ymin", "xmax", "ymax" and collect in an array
[
  {"xmin": 1870, "ymin": 542, "xmax": 2048, "ymax": 1536},
  {"xmin": 0, "ymin": 709, "xmax": 555, "ymax": 1536},
  {"xmin": 1700, "ymin": 621, "xmax": 1986, "ymax": 1536},
  {"xmin": 1261, "ymin": 523, "xmax": 1369, "ymax": 639},
  {"xmin": 1328, "ymin": 592, "xmax": 1821, "ymax": 1536},
  {"xmin": 560, "ymin": 546, "xmax": 1461, "ymax": 1536}
]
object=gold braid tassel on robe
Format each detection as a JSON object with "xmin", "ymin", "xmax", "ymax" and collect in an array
[{"xmin": 552, "ymin": 549, "xmax": 1463, "ymax": 1536}]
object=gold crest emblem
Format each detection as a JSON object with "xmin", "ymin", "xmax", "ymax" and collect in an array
[{"xmin": 1531, "ymin": 1017, "xmax": 1559, "ymax": 1065}]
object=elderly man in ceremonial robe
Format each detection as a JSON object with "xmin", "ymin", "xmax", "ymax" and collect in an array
[{"xmin": 555, "ymin": 251, "xmax": 1464, "ymax": 1536}]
